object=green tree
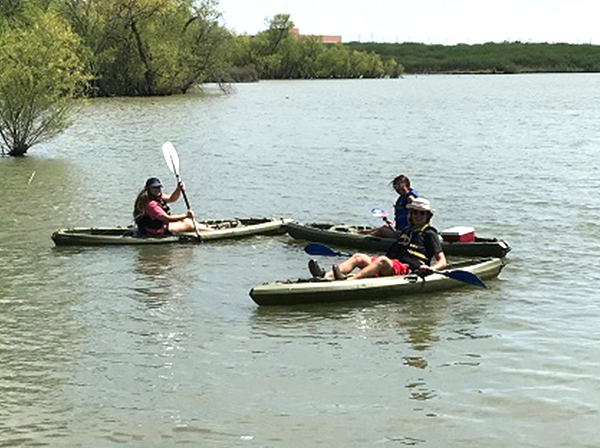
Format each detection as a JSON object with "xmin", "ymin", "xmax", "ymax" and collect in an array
[
  {"xmin": 221, "ymin": 33, "xmax": 260, "ymax": 81},
  {"xmin": 0, "ymin": 0, "xmax": 24, "ymax": 19},
  {"xmin": 0, "ymin": 10, "xmax": 89, "ymax": 156},
  {"xmin": 315, "ymin": 45, "xmax": 350, "ymax": 78},
  {"xmin": 58, "ymin": 0, "xmax": 231, "ymax": 96},
  {"xmin": 297, "ymin": 35, "xmax": 325, "ymax": 78},
  {"xmin": 262, "ymin": 13, "xmax": 294, "ymax": 54},
  {"xmin": 226, "ymin": 13, "xmax": 392, "ymax": 80},
  {"xmin": 383, "ymin": 58, "xmax": 403, "ymax": 78}
]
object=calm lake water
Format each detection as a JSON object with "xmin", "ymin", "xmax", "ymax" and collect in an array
[{"xmin": 1, "ymin": 75, "xmax": 600, "ymax": 447}]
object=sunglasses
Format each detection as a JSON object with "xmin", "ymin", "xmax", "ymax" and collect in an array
[{"xmin": 410, "ymin": 210, "xmax": 428, "ymax": 216}]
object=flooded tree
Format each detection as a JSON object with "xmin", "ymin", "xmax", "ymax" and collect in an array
[
  {"xmin": 58, "ymin": 0, "xmax": 231, "ymax": 96},
  {"xmin": 0, "ymin": 7, "xmax": 89, "ymax": 156}
]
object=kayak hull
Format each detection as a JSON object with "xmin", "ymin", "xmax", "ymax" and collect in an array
[
  {"xmin": 52, "ymin": 218, "xmax": 292, "ymax": 246},
  {"xmin": 250, "ymin": 257, "xmax": 505, "ymax": 306},
  {"xmin": 285, "ymin": 221, "xmax": 511, "ymax": 258}
]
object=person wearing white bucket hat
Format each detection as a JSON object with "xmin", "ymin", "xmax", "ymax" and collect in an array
[
  {"xmin": 308, "ymin": 196, "xmax": 446, "ymax": 280},
  {"xmin": 406, "ymin": 197, "xmax": 433, "ymax": 214}
]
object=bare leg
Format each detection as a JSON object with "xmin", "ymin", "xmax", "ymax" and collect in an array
[
  {"xmin": 195, "ymin": 222, "xmax": 212, "ymax": 231},
  {"xmin": 352, "ymin": 256, "xmax": 396, "ymax": 279},
  {"xmin": 169, "ymin": 218, "xmax": 211, "ymax": 233},
  {"xmin": 324, "ymin": 253, "xmax": 372, "ymax": 279}
]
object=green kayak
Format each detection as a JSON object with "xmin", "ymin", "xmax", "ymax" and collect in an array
[
  {"xmin": 250, "ymin": 257, "xmax": 505, "ymax": 306},
  {"xmin": 52, "ymin": 217, "xmax": 292, "ymax": 246},
  {"xmin": 285, "ymin": 221, "xmax": 511, "ymax": 258}
]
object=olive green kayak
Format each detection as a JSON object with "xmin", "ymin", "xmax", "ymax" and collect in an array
[
  {"xmin": 285, "ymin": 221, "xmax": 511, "ymax": 258},
  {"xmin": 250, "ymin": 257, "xmax": 505, "ymax": 306},
  {"xmin": 52, "ymin": 217, "xmax": 293, "ymax": 246}
]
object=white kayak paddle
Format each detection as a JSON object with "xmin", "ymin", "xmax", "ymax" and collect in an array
[{"xmin": 162, "ymin": 142, "xmax": 201, "ymax": 241}]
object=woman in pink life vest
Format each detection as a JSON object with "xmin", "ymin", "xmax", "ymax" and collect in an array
[{"xmin": 133, "ymin": 177, "xmax": 204, "ymax": 235}]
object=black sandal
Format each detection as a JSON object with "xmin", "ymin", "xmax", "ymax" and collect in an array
[
  {"xmin": 332, "ymin": 264, "xmax": 347, "ymax": 280},
  {"xmin": 308, "ymin": 259, "xmax": 325, "ymax": 278}
]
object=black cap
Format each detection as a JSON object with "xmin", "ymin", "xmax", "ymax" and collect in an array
[{"xmin": 145, "ymin": 177, "xmax": 162, "ymax": 189}]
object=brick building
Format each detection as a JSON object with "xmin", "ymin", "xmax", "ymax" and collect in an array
[{"xmin": 290, "ymin": 28, "xmax": 342, "ymax": 44}]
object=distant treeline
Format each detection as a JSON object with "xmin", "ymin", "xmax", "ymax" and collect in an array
[{"xmin": 345, "ymin": 41, "xmax": 600, "ymax": 74}]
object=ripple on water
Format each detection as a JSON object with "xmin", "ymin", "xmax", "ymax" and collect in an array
[{"xmin": 3, "ymin": 75, "xmax": 600, "ymax": 446}]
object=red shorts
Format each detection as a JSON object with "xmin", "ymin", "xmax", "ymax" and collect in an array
[{"xmin": 370, "ymin": 257, "xmax": 410, "ymax": 276}]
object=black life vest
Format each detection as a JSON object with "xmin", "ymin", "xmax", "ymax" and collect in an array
[
  {"xmin": 135, "ymin": 197, "xmax": 171, "ymax": 235},
  {"xmin": 385, "ymin": 224, "xmax": 439, "ymax": 271}
]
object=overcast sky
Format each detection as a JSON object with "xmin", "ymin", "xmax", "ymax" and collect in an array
[{"xmin": 218, "ymin": 0, "xmax": 599, "ymax": 45}]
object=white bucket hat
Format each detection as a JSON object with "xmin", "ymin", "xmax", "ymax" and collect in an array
[{"xmin": 407, "ymin": 197, "xmax": 434, "ymax": 213}]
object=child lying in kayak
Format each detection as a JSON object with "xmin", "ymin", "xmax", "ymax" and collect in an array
[{"xmin": 309, "ymin": 198, "xmax": 446, "ymax": 280}]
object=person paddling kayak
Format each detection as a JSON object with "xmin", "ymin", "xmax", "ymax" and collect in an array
[
  {"xmin": 133, "ymin": 177, "xmax": 207, "ymax": 235},
  {"xmin": 309, "ymin": 197, "xmax": 446, "ymax": 280},
  {"xmin": 363, "ymin": 174, "xmax": 418, "ymax": 237}
]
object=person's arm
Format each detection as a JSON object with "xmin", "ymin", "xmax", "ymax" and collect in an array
[
  {"xmin": 155, "ymin": 209, "xmax": 194, "ymax": 223},
  {"xmin": 418, "ymin": 230, "xmax": 447, "ymax": 274},
  {"xmin": 163, "ymin": 182, "xmax": 185, "ymax": 203},
  {"xmin": 418, "ymin": 251, "xmax": 446, "ymax": 275},
  {"xmin": 147, "ymin": 201, "xmax": 193, "ymax": 223},
  {"xmin": 429, "ymin": 252, "xmax": 447, "ymax": 271},
  {"xmin": 359, "ymin": 224, "xmax": 390, "ymax": 235}
]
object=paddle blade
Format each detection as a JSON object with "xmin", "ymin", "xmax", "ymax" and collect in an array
[
  {"xmin": 304, "ymin": 243, "xmax": 343, "ymax": 257},
  {"xmin": 444, "ymin": 270, "xmax": 487, "ymax": 288},
  {"xmin": 162, "ymin": 142, "xmax": 180, "ymax": 176},
  {"xmin": 305, "ymin": 243, "xmax": 338, "ymax": 256},
  {"xmin": 371, "ymin": 207, "xmax": 388, "ymax": 218}
]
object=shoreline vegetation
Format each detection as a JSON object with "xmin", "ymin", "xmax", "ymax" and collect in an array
[
  {"xmin": 346, "ymin": 41, "xmax": 600, "ymax": 75},
  {"xmin": 2, "ymin": 0, "xmax": 599, "ymax": 155}
]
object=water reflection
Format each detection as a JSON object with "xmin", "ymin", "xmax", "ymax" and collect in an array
[
  {"xmin": 249, "ymin": 296, "xmax": 446, "ymax": 349},
  {"xmin": 131, "ymin": 245, "xmax": 196, "ymax": 308},
  {"xmin": 249, "ymin": 290, "xmax": 489, "ymax": 404}
]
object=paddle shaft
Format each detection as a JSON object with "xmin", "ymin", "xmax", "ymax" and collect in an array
[
  {"xmin": 382, "ymin": 216, "xmax": 394, "ymax": 228},
  {"xmin": 164, "ymin": 147, "xmax": 201, "ymax": 241},
  {"xmin": 330, "ymin": 249, "xmax": 352, "ymax": 257},
  {"xmin": 176, "ymin": 178, "xmax": 201, "ymax": 240},
  {"xmin": 174, "ymin": 173, "xmax": 192, "ymax": 210}
]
